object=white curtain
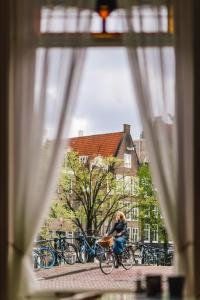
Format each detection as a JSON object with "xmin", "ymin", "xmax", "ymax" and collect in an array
[
  {"xmin": 120, "ymin": 0, "xmax": 194, "ymax": 295},
  {"xmin": 9, "ymin": 1, "xmax": 94, "ymax": 299}
]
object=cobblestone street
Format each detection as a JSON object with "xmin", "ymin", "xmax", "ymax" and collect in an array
[{"xmin": 35, "ymin": 263, "xmax": 174, "ymax": 292}]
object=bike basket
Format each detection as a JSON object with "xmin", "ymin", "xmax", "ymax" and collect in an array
[{"xmin": 97, "ymin": 236, "xmax": 113, "ymax": 247}]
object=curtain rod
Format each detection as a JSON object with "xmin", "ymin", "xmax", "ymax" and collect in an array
[{"xmin": 37, "ymin": 32, "xmax": 174, "ymax": 48}]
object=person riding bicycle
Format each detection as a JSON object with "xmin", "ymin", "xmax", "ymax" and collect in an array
[{"xmin": 106, "ymin": 211, "xmax": 129, "ymax": 265}]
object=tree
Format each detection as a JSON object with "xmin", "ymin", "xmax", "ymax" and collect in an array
[
  {"xmin": 39, "ymin": 200, "xmax": 72, "ymax": 239},
  {"xmin": 135, "ymin": 163, "xmax": 168, "ymax": 243},
  {"xmin": 56, "ymin": 151, "xmax": 135, "ymax": 236}
]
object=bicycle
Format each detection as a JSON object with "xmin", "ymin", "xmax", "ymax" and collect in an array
[
  {"xmin": 132, "ymin": 240, "xmax": 156, "ymax": 265},
  {"xmin": 75, "ymin": 235, "xmax": 105, "ymax": 263},
  {"xmin": 33, "ymin": 235, "xmax": 77, "ymax": 269},
  {"xmin": 99, "ymin": 239, "xmax": 135, "ymax": 275},
  {"xmin": 32, "ymin": 245, "xmax": 55, "ymax": 269},
  {"xmin": 132, "ymin": 240, "xmax": 173, "ymax": 266},
  {"xmin": 50, "ymin": 235, "xmax": 77, "ymax": 265}
]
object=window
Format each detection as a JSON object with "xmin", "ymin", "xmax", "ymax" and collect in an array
[
  {"xmin": 124, "ymin": 202, "xmax": 132, "ymax": 220},
  {"xmin": 93, "ymin": 155, "xmax": 103, "ymax": 166},
  {"xmin": 152, "ymin": 205, "xmax": 159, "ymax": 218},
  {"xmin": 124, "ymin": 153, "xmax": 131, "ymax": 168},
  {"xmin": 131, "ymin": 176, "xmax": 138, "ymax": 195},
  {"xmin": 132, "ymin": 207, "xmax": 139, "ymax": 220},
  {"xmin": 128, "ymin": 227, "xmax": 139, "ymax": 243},
  {"xmin": 144, "ymin": 224, "xmax": 150, "ymax": 242},
  {"xmin": 116, "ymin": 174, "xmax": 123, "ymax": 194},
  {"xmin": 152, "ymin": 225, "xmax": 159, "ymax": 243},
  {"xmin": 132, "ymin": 228, "xmax": 139, "ymax": 243},
  {"xmin": 79, "ymin": 155, "xmax": 88, "ymax": 163},
  {"xmin": 124, "ymin": 175, "xmax": 132, "ymax": 194}
]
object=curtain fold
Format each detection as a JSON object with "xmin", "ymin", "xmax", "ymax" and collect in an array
[
  {"xmin": 9, "ymin": 1, "xmax": 94, "ymax": 299},
  {"xmin": 120, "ymin": 0, "xmax": 194, "ymax": 295}
]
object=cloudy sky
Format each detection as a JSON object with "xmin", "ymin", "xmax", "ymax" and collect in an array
[{"xmin": 69, "ymin": 47, "xmax": 143, "ymax": 139}]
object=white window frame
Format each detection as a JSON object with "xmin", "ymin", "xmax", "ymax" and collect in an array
[
  {"xmin": 152, "ymin": 224, "xmax": 159, "ymax": 243},
  {"xmin": 132, "ymin": 207, "xmax": 139, "ymax": 221},
  {"xmin": 124, "ymin": 175, "xmax": 132, "ymax": 194},
  {"xmin": 131, "ymin": 176, "xmax": 139, "ymax": 195},
  {"xmin": 124, "ymin": 202, "xmax": 132, "ymax": 221},
  {"xmin": 132, "ymin": 227, "xmax": 139, "ymax": 243},
  {"xmin": 152, "ymin": 205, "xmax": 159, "ymax": 218},
  {"xmin": 79, "ymin": 155, "xmax": 88, "ymax": 164},
  {"xmin": 128, "ymin": 227, "xmax": 139, "ymax": 243},
  {"xmin": 144, "ymin": 223, "xmax": 150, "ymax": 242},
  {"xmin": 124, "ymin": 153, "xmax": 132, "ymax": 168},
  {"xmin": 116, "ymin": 174, "xmax": 124, "ymax": 194}
]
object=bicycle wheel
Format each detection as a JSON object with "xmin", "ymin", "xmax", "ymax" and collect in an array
[
  {"xmin": 100, "ymin": 250, "xmax": 115, "ymax": 275},
  {"xmin": 78, "ymin": 245, "xmax": 89, "ymax": 263},
  {"xmin": 121, "ymin": 247, "xmax": 134, "ymax": 270},
  {"xmin": 143, "ymin": 250, "xmax": 155, "ymax": 265},
  {"xmin": 63, "ymin": 243, "xmax": 77, "ymax": 265},
  {"xmin": 37, "ymin": 246, "xmax": 55, "ymax": 269}
]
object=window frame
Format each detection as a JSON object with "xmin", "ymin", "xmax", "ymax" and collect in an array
[
  {"xmin": 144, "ymin": 223, "xmax": 150, "ymax": 243},
  {"xmin": 124, "ymin": 153, "xmax": 132, "ymax": 168}
]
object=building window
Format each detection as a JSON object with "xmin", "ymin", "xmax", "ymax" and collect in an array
[
  {"xmin": 124, "ymin": 153, "xmax": 131, "ymax": 168},
  {"xmin": 124, "ymin": 202, "xmax": 132, "ymax": 220},
  {"xmin": 131, "ymin": 177, "xmax": 138, "ymax": 195},
  {"xmin": 128, "ymin": 227, "xmax": 139, "ymax": 243},
  {"xmin": 94, "ymin": 155, "xmax": 103, "ymax": 166},
  {"xmin": 132, "ymin": 207, "xmax": 139, "ymax": 220},
  {"xmin": 152, "ymin": 225, "xmax": 159, "ymax": 243},
  {"xmin": 144, "ymin": 224, "xmax": 150, "ymax": 242},
  {"xmin": 132, "ymin": 228, "xmax": 139, "ymax": 243},
  {"xmin": 152, "ymin": 205, "xmax": 159, "ymax": 218},
  {"xmin": 116, "ymin": 174, "xmax": 123, "ymax": 194},
  {"xmin": 124, "ymin": 175, "xmax": 132, "ymax": 194},
  {"xmin": 79, "ymin": 155, "xmax": 88, "ymax": 163}
]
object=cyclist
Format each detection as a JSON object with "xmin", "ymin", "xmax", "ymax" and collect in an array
[{"xmin": 106, "ymin": 211, "xmax": 129, "ymax": 267}]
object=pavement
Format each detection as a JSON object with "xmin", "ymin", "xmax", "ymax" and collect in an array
[{"xmin": 34, "ymin": 262, "xmax": 174, "ymax": 292}]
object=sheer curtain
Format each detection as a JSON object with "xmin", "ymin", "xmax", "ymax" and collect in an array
[
  {"xmin": 120, "ymin": 0, "xmax": 194, "ymax": 295},
  {"xmin": 8, "ymin": 1, "xmax": 94, "ymax": 299}
]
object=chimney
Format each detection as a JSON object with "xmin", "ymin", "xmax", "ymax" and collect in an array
[
  {"xmin": 123, "ymin": 124, "xmax": 130, "ymax": 134},
  {"xmin": 78, "ymin": 130, "xmax": 83, "ymax": 137}
]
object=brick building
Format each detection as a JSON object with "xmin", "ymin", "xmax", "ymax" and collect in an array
[{"xmin": 65, "ymin": 124, "xmax": 141, "ymax": 241}]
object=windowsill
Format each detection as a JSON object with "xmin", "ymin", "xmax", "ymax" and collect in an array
[
  {"xmin": 28, "ymin": 289, "xmax": 167, "ymax": 299},
  {"xmin": 28, "ymin": 289, "xmax": 143, "ymax": 299}
]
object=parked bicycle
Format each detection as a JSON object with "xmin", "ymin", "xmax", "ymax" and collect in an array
[
  {"xmin": 75, "ymin": 234, "xmax": 105, "ymax": 263},
  {"xmin": 132, "ymin": 240, "xmax": 174, "ymax": 266},
  {"xmin": 32, "ymin": 244, "xmax": 55, "ymax": 269},
  {"xmin": 33, "ymin": 235, "xmax": 77, "ymax": 269}
]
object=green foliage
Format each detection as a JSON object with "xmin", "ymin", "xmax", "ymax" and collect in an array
[
  {"xmin": 56, "ymin": 151, "xmax": 134, "ymax": 236},
  {"xmin": 39, "ymin": 219, "xmax": 52, "ymax": 240},
  {"xmin": 135, "ymin": 163, "xmax": 168, "ymax": 242}
]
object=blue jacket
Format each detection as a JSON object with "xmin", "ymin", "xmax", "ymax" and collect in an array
[{"xmin": 108, "ymin": 220, "xmax": 128, "ymax": 239}]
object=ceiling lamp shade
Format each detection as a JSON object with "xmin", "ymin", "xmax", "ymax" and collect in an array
[{"xmin": 96, "ymin": 0, "xmax": 117, "ymax": 33}]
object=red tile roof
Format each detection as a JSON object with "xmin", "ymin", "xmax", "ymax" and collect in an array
[{"xmin": 68, "ymin": 132, "xmax": 123, "ymax": 157}]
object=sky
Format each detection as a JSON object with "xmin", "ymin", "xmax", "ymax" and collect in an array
[{"xmin": 69, "ymin": 47, "xmax": 143, "ymax": 139}]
